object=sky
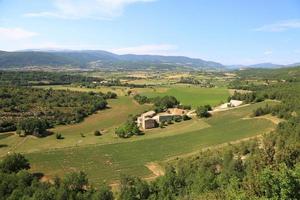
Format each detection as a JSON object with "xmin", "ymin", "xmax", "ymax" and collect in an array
[{"xmin": 0, "ymin": 0, "xmax": 300, "ymax": 65}]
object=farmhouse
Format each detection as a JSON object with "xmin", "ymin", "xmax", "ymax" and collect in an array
[
  {"xmin": 137, "ymin": 108, "xmax": 188, "ymax": 129},
  {"xmin": 137, "ymin": 110, "xmax": 157, "ymax": 129}
]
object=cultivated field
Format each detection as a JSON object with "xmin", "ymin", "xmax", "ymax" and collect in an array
[
  {"xmin": 136, "ymin": 85, "xmax": 230, "ymax": 107},
  {"xmin": 19, "ymin": 101, "xmax": 275, "ymax": 185}
]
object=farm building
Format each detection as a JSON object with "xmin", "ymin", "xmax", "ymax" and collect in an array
[
  {"xmin": 229, "ymin": 100, "xmax": 243, "ymax": 107},
  {"xmin": 137, "ymin": 108, "xmax": 188, "ymax": 129},
  {"xmin": 137, "ymin": 111, "xmax": 157, "ymax": 129},
  {"xmin": 216, "ymin": 100, "xmax": 243, "ymax": 110}
]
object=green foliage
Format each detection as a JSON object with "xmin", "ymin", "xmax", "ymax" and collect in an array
[
  {"xmin": 134, "ymin": 95, "xmax": 180, "ymax": 111},
  {"xmin": 0, "ymin": 71, "xmax": 103, "ymax": 86},
  {"xmin": 0, "ymin": 86, "xmax": 109, "ymax": 133},
  {"xmin": 0, "ymin": 154, "xmax": 114, "ymax": 200},
  {"xmin": 119, "ymin": 175, "xmax": 150, "ymax": 200},
  {"xmin": 196, "ymin": 105, "xmax": 211, "ymax": 118},
  {"xmin": 56, "ymin": 133, "xmax": 64, "ymax": 140},
  {"xmin": 182, "ymin": 114, "xmax": 191, "ymax": 121},
  {"xmin": 115, "ymin": 118, "xmax": 142, "ymax": 138},
  {"xmin": 17, "ymin": 117, "xmax": 49, "ymax": 136},
  {"xmin": 0, "ymin": 153, "xmax": 30, "ymax": 173}
]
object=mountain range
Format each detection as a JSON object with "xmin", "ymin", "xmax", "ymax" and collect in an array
[
  {"xmin": 0, "ymin": 50, "xmax": 224, "ymax": 70},
  {"xmin": 0, "ymin": 50, "xmax": 298, "ymax": 70}
]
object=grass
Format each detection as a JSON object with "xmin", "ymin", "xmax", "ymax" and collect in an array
[
  {"xmin": 137, "ymin": 85, "xmax": 230, "ymax": 107},
  {"xmin": 24, "ymin": 101, "xmax": 275, "ymax": 185}
]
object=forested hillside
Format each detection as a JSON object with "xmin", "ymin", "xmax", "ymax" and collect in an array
[{"xmin": 0, "ymin": 87, "xmax": 116, "ymax": 134}]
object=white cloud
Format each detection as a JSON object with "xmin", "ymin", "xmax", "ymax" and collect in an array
[
  {"xmin": 24, "ymin": 0, "xmax": 156, "ymax": 20},
  {"xmin": 254, "ymin": 19, "xmax": 300, "ymax": 32},
  {"xmin": 0, "ymin": 27, "xmax": 38, "ymax": 40},
  {"xmin": 111, "ymin": 44, "xmax": 178, "ymax": 55},
  {"xmin": 264, "ymin": 50, "xmax": 273, "ymax": 55}
]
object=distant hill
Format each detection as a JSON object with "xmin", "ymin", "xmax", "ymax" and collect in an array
[
  {"xmin": 0, "ymin": 50, "xmax": 224, "ymax": 70},
  {"xmin": 227, "ymin": 62, "xmax": 300, "ymax": 69},
  {"xmin": 236, "ymin": 65, "xmax": 300, "ymax": 81},
  {"xmin": 246, "ymin": 63, "xmax": 283, "ymax": 68}
]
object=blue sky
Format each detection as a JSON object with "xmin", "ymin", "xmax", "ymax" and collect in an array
[{"xmin": 0, "ymin": 0, "xmax": 300, "ymax": 65}]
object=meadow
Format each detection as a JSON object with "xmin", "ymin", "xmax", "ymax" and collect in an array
[{"xmin": 137, "ymin": 85, "xmax": 230, "ymax": 107}]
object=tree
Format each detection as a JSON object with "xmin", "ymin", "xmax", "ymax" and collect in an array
[
  {"xmin": 62, "ymin": 171, "xmax": 88, "ymax": 193},
  {"xmin": 17, "ymin": 117, "xmax": 49, "ymax": 136},
  {"xmin": 0, "ymin": 153, "xmax": 30, "ymax": 173},
  {"xmin": 119, "ymin": 175, "xmax": 150, "ymax": 200},
  {"xmin": 92, "ymin": 185, "xmax": 114, "ymax": 200},
  {"xmin": 196, "ymin": 106, "xmax": 211, "ymax": 118}
]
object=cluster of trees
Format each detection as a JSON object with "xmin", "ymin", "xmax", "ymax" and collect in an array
[
  {"xmin": 178, "ymin": 77, "xmax": 215, "ymax": 87},
  {"xmin": 134, "ymin": 95, "xmax": 180, "ymax": 112},
  {"xmin": 115, "ymin": 117, "xmax": 142, "ymax": 138},
  {"xmin": 229, "ymin": 91, "xmax": 263, "ymax": 103},
  {"xmin": 0, "ymin": 87, "xmax": 117, "ymax": 133},
  {"xmin": 196, "ymin": 105, "xmax": 212, "ymax": 118},
  {"xmin": 0, "ymin": 153, "xmax": 114, "ymax": 200},
  {"xmin": 231, "ymin": 82, "xmax": 300, "ymax": 120},
  {"xmin": 17, "ymin": 117, "xmax": 50, "ymax": 137},
  {"xmin": 0, "ymin": 71, "xmax": 103, "ymax": 86}
]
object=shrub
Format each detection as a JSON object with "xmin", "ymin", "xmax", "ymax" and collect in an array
[
  {"xmin": 182, "ymin": 115, "xmax": 191, "ymax": 121},
  {"xmin": 196, "ymin": 106, "xmax": 211, "ymax": 118},
  {"xmin": 174, "ymin": 116, "xmax": 182, "ymax": 122},
  {"xmin": 94, "ymin": 130, "xmax": 102, "ymax": 136},
  {"xmin": 0, "ymin": 153, "xmax": 30, "ymax": 173},
  {"xmin": 56, "ymin": 133, "xmax": 63, "ymax": 140}
]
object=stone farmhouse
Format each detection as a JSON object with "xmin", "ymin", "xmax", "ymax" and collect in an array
[{"xmin": 137, "ymin": 108, "xmax": 188, "ymax": 130}]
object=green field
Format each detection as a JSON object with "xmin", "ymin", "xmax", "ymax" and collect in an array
[
  {"xmin": 137, "ymin": 85, "xmax": 230, "ymax": 107},
  {"xmin": 21, "ymin": 101, "xmax": 275, "ymax": 185}
]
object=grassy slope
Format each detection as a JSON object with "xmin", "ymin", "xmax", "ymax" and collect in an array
[
  {"xmin": 25, "ymin": 101, "xmax": 275, "ymax": 184},
  {"xmin": 138, "ymin": 85, "xmax": 229, "ymax": 107}
]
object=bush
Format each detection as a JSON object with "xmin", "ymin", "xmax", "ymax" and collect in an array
[
  {"xmin": 174, "ymin": 116, "xmax": 182, "ymax": 122},
  {"xmin": 196, "ymin": 106, "xmax": 211, "ymax": 118},
  {"xmin": 182, "ymin": 115, "xmax": 191, "ymax": 121},
  {"xmin": 94, "ymin": 130, "xmax": 102, "ymax": 136},
  {"xmin": 115, "ymin": 118, "xmax": 142, "ymax": 138},
  {"xmin": 0, "ymin": 153, "xmax": 30, "ymax": 173},
  {"xmin": 56, "ymin": 133, "xmax": 63, "ymax": 140}
]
